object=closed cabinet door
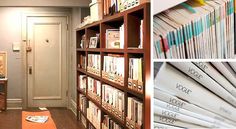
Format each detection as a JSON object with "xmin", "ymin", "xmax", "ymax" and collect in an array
[{"xmin": 27, "ymin": 16, "xmax": 68, "ymax": 107}]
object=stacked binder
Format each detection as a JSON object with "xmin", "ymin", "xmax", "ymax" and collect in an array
[
  {"xmin": 154, "ymin": 62, "xmax": 236, "ymax": 128},
  {"xmin": 153, "ymin": 0, "xmax": 234, "ymax": 59}
]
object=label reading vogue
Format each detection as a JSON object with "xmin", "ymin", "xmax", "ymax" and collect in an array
[{"xmin": 176, "ymin": 83, "xmax": 192, "ymax": 95}]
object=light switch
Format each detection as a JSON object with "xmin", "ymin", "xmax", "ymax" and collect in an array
[{"xmin": 12, "ymin": 42, "xmax": 20, "ymax": 51}]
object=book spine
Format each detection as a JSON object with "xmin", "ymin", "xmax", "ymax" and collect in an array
[
  {"xmin": 155, "ymin": 99, "xmax": 233, "ymax": 128},
  {"xmin": 154, "ymin": 88, "xmax": 236, "ymax": 127},
  {"xmin": 154, "ymin": 115, "xmax": 205, "ymax": 128},
  {"xmin": 154, "ymin": 122, "xmax": 184, "ymax": 129},
  {"xmin": 155, "ymin": 63, "xmax": 236, "ymax": 121},
  {"xmin": 194, "ymin": 62, "xmax": 236, "ymax": 98},
  {"xmin": 154, "ymin": 106, "xmax": 215, "ymax": 128},
  {"xmin": 212, "ymin": 62, "xmax": 236, "ymax": 87},
  {"xmin": 170, "ymin": 62, "xmax": 236, "ymax": 107}
]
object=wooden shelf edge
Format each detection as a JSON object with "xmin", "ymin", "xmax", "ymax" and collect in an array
[
  {"xmin": 77, "ymin": 68, "xmax": 87, "ymax": 74},
  {"xmin": 87, "ymin": 95, "xmax": 102, "ymax": 108},
  {"xmin": 127, "ymin": 48, "xmax": 144, "ymax": 54},
  {"xmin": 77, "ymin": 88, "xmax": 86, "ymax": 96},
  {"xmin": 101, "ymin": 48, "xmax": 125, "ymax": 53},
  {"xmin": 86, "ymin": 94, "xmax": 125, "ymax": 127},
  {"xmin": 101, "ymin": 78, "xmax": 125, "ymax": 92},
  {"xmin": 76, "ymin": 48, "xmax": 86, "ymax": 51},
  {"xmin": 76, "ymin": 21, "xmax": 101, "ymax": 31},
  {"xmin": 100, "ymin": 106, "xmax": 125, "ymax": 127},
  {"xmin": 126, "ymin": 88, "xmax": 143, "ymax": 99},
  {"xmin": 86, "ymin": 72, "xmax": 101, "ymax": 80},
  {"xmin": 86, "ymin": 48, "xmax": 101, "ymax": 52}
]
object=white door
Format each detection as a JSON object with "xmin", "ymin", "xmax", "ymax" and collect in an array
[{"xmin": 27, "ymin": 16, "xmax": 68, "ymax": 107}]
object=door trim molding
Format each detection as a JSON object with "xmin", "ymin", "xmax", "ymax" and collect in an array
[{"xmin": 21, "ymin": 11, "xmax": 71, "ymax": 109}]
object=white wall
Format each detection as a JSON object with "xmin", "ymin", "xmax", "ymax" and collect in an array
[
  {"xmin": 69, "ymin": 7, "xmax": 90, "ymax": 114},
  {"xmin": 70, "ymin": 7, "xmax": 81, "ymax": 108}
]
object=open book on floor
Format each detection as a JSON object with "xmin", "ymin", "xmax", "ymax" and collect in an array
[{"xmin": 25, "ymin": 116, "xmax": 49, "ymax": 123}]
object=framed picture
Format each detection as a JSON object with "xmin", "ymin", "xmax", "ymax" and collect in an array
[
  {"xmin": 0, "ymin": 52, "xmax": 7, "ymax": 78},
  {"xmin": 89, "ymin": 37, "xmax": 98, "ymax": 48}
]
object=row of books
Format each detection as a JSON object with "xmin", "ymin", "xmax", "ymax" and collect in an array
[
  {"xmin": 103, "ymin": 0, "xmax": 141, "ymax": 16},
  {"xmin": 78, "ymin": 55, "xmax": 86, "ymax": 69},
  {"xmin": 87, "ymin": 101, "xmax": 101, "ymax": 129},
  {"xmin": 88, "ymin": 54, "xmax": 101, "ymax": 76},
  {"xmin": 102, "ymin": 54, "xmax": 124, "ymax": 85},
  {"xmin": 88, "ymin": 76, "xmax": 102, "ymax": 103},
  {"xmin": 106, "ymin": 25, "xmax": 124, "ymax": 49},
  {"xmin": 153, "ymin": 0, "xmax": 234, "ymax": 59},
  {"xmin": 79, "ymin": 94, "xmax": 87, "ymax": 115},
  {"xmin": 154, "ymin": 62, "xmax": 236, "ymax": 128},
  {"xmin": 128, "ymin": 58, "xmax": 143, "ymax": 93},
  {"xmin": 79, "ymin": 21, "xmax": 143, "ymax": 49},
  {"xmin": 126, "ymin": 97, "xmax": 143, "ymax": 129},
  {"xmin": 79, "ymin": 75, "xmax": 86, "ymax": 92},
  {"xmin": 102, "ymin": 84, "xmax": 125, "ymax": 120},
  {"xmin": 102, "ymin": 115, "xmax": 122, "ymax": 129}
]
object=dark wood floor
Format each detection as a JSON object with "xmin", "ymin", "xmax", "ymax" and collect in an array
[{"xmin": 0, "ymin": 108, "xmax": 85, "ymax": 129}]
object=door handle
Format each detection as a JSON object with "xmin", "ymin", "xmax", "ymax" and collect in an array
[{"xmin": 29, "ymin": 66, "xmax": 32, "ymax": 74}]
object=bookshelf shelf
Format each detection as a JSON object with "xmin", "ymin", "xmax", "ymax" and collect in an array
[
  {"xmin": 86, "ymin": 48, "xmax": 101, "ymax": 52},
  {"xmin": 77, "ymin": 88, "xmax": 86, "ymax": 95},
  {"xmin": 77, "ymin": 68, "xmax": 86, "ymax": 74},
  {"xmin": 127, "ymin": 49, "xmax": 144, "ymax": 54},
  {"xmin": 86, "ymin": 72, "xmax": 101, "ymax": 80},
  {"xmin": 76, "ymin": 48, "xmax": 86, "ymax": 51},
  {"xmin": 102, "ymin": 79, "xmax": 125, "ymax": 92},
  {"xmin": 101, "ymin": 49, "xmax": 125, "ymax": 53},
  {"xmin": 101, "ymin": 106, "xmax": 126, "ymax": 127},
  {"xmin": 126, "ymin": 88, "xmax": 143, "ymax": 99},
  {"xmin": 87, "ymin": 95, "xmax": 101, "ymax": 109},
  {"xmin": 76, "ymin": 2, "xmax": 150, "ymax": 129}
]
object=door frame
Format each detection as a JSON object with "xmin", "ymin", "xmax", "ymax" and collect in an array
[{"xmin": 21, "ymin": 11, "xmax": 71, "ymax": 109}]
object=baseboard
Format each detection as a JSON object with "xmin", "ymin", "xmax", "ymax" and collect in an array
[
  {"xmin": 7, "ymin": 99, "xmax": 23, "ymax": 109},
  {"xmin": 70, "ymin": 99, "xmax": 77, "ymax": 116}
]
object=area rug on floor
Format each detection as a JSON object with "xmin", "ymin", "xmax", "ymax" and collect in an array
[{"xmin": 22, "ymin": 111, "xmax": 57, "ymax": 129}]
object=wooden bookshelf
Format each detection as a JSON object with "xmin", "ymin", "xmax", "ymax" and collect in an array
[
  {"xmin": 0, "ymin": 78, "xmax": 7, "ymax": 111},
  {"xmin": 153, "ymin": 0, "xmax": 187, "ymax": 15},
  {"xmin": 76, "ymin": 3, "xmax": 150, "ymax": 129}
]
